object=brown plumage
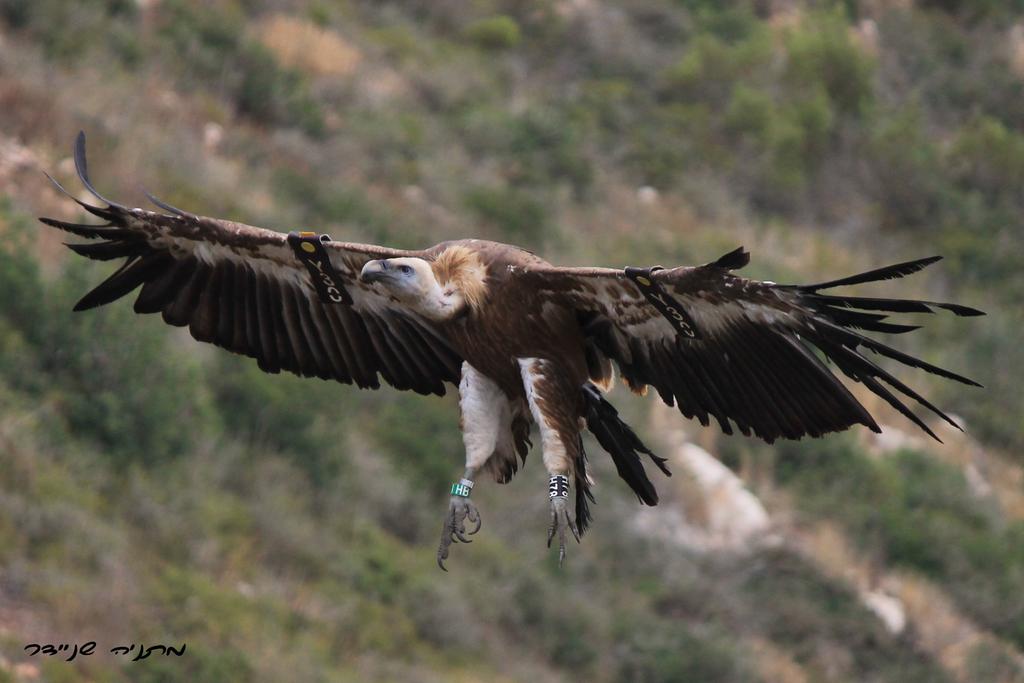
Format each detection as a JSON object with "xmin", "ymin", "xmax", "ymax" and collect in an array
[{"xmin": 40, "ymin": 133, "xmax": 985, "ymax": 566}]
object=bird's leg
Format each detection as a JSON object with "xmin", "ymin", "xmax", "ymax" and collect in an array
[
  {"xmin": 546, "ymin": 473, "xmax": 579, "ymax": 567},
  {"xmin": 516, "ymin": 358, "xmax": 581, "ymax": 565},
  {"xmin": 516, "ymin": 358, "xmax": 583, "ymax": 567},
  {"xmin": 438, "ymin": 362, "xmax": 505, "ymax": 570},
  {"xmin": 437, "ymin": 466, "xmax": 481, "ymax": 571}
]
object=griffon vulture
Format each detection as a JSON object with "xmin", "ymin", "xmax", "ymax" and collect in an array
[{"xmin": 39, "ymin": 133, "xmax": 983, "ymax": 568}]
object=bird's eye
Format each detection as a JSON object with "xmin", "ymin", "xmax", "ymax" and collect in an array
[{"xmin": 400, "ymin": 265, "xmax": 413, "ymax": 275}]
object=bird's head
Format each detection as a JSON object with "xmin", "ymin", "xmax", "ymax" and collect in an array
[{"xmin": 360, "ymin": 257, "xmax": 470, "ymax": 321}]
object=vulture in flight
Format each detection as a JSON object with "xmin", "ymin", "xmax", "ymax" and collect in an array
[{"xmin": 40, "ymin": 133, "xmax": 983, "ymax": 568}]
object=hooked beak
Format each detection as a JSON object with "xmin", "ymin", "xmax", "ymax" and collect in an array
[{"xmin": 360, "ymin": 259, "xmax": 391, "ymax": 284}]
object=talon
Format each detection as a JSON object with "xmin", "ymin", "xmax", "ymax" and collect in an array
[
  {"xmin": 560, "ymin": 519, "xmax": 568, "ymax": 552},
  {"xmin": 467, "ymin": 504, "xmax": 482, "ymax": 535},
  {"xmin": 437, "ymin": 542, "xmax": 450, "ymax": 571},
  {"xmin": 547, "ymin": 490, "xmax": 578, "ymax": 567},
  {"xmin": 436, "ymin": 493, "xmax": 482, "ymax": 570}
]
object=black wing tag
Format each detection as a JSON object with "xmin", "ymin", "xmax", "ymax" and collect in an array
[
  {"xmin": 287, "ymin": 231, "xmax": 352, "ymax": 305},
  {"xmin": 624, "ymin": 266, "xmax": 701, "ymax": 340}
]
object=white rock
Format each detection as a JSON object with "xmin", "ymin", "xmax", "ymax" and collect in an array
[
  {"xmin": 203, "ymin": 122, "xmax": 224, "ymax": 153},
  {"xmin": 872, "ymin": 425, "xmax": 924, "ymax": 454},
  {"xmin": 636, "ymin": 186, "xmax": 659, "ymax": 204},
  {"xmin": 964, "ymin": 462, "xmax": 992, "ymax": 498},
  {"xmin": 403, "ymin": 185, "xmax": 425, "ymax": 203},
  {"xmin": 863, "ymin": 589, "xmax": 906, "ymax": 634},
  {"xmin": 631, "ymin": 431, "xmax": 774, "ymax": 553},
  {"xmin": 679, "ymin": 443, "xmax": 771, "ymax": 548}
]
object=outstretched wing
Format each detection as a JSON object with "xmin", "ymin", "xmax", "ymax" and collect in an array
[
  {"xmin": 524, "ymin": 247, "xmax": 984, "ymax": 443},
  {"xmin": 39, "ymin": 133, "xmax": 462, "ymax": 395}
]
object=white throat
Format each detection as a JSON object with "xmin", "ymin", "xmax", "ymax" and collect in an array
[{"xmin": 413, "ymin": 273, "xmax": 465, "ymax": 321}]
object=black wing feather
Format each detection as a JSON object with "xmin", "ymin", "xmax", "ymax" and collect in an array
[{"xmin": 41, "ymin": 132, "xmax": 461, "ymax": 398}]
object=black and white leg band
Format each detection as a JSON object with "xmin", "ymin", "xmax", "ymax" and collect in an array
[{"xmin": 548, "ymin": 475, "xmax": 569, "ymax": 499}]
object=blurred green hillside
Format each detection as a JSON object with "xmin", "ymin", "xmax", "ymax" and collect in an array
[{"xmin": 0, "ymin": 0, "xmax": 1022, "ymax": 681}]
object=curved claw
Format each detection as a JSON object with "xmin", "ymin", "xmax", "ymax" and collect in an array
[
  {"xmin": 467, "ymin": 506, "xmax": 482, "ymax": 535},
  {"xmin": 437, "ymin": 495, "xmax": 482, "ymax": 571},
  {"xmin": 548, "ymin": 496, "xmax": 579, "ymax": 568}
]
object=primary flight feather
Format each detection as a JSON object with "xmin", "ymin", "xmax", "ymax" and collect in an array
[{"xmin": 40, "ymin": 133, "xmax": 983, "ymax": 568}]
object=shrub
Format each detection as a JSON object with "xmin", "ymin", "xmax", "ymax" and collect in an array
[
  {"xmin": 156, "ymin": 0, "xmax": 324, "ymax": 135},
  {"xmin": 156, "ymin": 0, "xmax": 246, "ymax": 80},
  {"xmin": 233, "ymin": 42, "xmax": 325, "ymax": 136},
  {"xmin": 272, "ymin": 167, "xmax": 389, "ymax": 239},
  {"xmin": 460, "ymin": 104, "xmax": 594, "ymax": 195},
  {"xmin": 917, "ymin": 0, "xmax": 1010, "ymax": 20},
  {"xmin": 949, "ymin": 310, "xmax": 1024, "ymax": 450},
  {"xmin": 724, "ymin": 84, "xmax": 775, "ymax": 139},
  {"xmin": 463, "ymin": 15, "xmax": 522, "ymax": 50},
  {"xmin": 0, "ymin": 0, "xmax": 135, "ymax": 60},
  {"xmin": 207, "ymin": 353, "xmax": 350, "ymax": 485},
  {"xmin": 693, "ymin": 2, "xmax": 760, "ymax": 43},
  {"xmin": 964, "ymin": 641, "xmax": 1024, "ymax": 683},
  {"xmin": 1, "ymin": 202, "xmax": 217, "ymax": 466},
  {"xmin": 131, "ymin": 644, "xmax": 253, "ymax": 683},
  {"xmin": 948, "ymin": 115, "xmax": 1024, "ymax": 198},
  {"xmin": 662, "ymin": 30, "xmax": 772, "ymax": 107},
  {"xmin": 11, "ymin": 262, "xmax": 216, "ymax": 466},
  {"xmin": 506, "ymin": 108, "xmax": 594, "ymax": 194},
  {"xmin": 741, "ymin": 548, "xmax": 951, "ymax": 682},
  {"xmin": 0, "ymin": 204, "xmax": 44, "ymax": 349},
  {"xmin": 627, "ymin": 103, "xmax": 715, "ymax": 188},
  {"xmin": 574, "ymin": 78, "xmax": 636, "ymax": 133},
  {"xmin": 464, "ymin": 186, "xmax": 551, "ymax": 245},
  {"xmin": 784, "ymin": 9, "xmax": 875, "ymax": 118},
  {"xmin": 368, "ymin": 392, "xmax": 462, "ymax": 501},
  {"xmin": 775, "ymin": 438, "xmax": 1024, "ymax": 650},
  {"xmin": 868, "ymin": 106, "xmax": 946, "ymax": 230},
  {"xmin": 615, "ymin": 619, "xmax": 755, "ymax": 683}
]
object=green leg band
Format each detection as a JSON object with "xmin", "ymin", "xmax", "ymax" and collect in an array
[{"xmin": 451, "ymin": 479, "xmax": 474, "ymax": 497}]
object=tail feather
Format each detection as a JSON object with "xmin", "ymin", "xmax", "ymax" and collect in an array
[{"xmin": 582, "ymin": 383, "xmax": 670, "ymax": 507}]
